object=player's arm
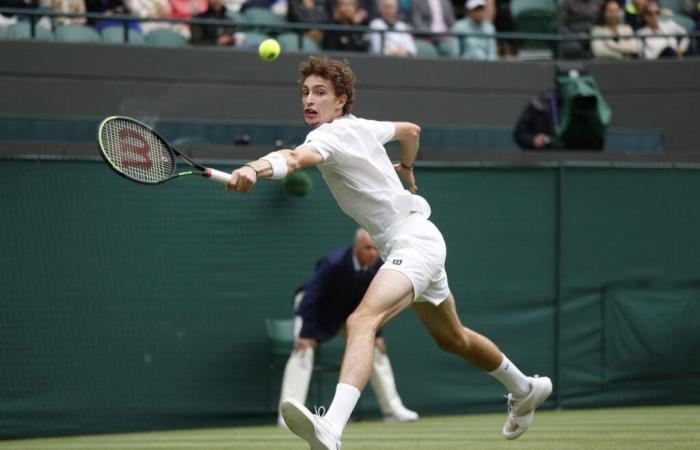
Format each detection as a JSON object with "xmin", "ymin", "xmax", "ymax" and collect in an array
[
  {"xmin": 226, "ymin": 145, "xmax": 323, "ymax": 193},
  {"xmin": 392, "ymin": 122, "xmax": 421, "ymax": 194}
]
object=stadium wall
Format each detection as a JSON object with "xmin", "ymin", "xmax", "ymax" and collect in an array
[
  {"xmin": 0, "ymin": 41, "xmax": 699, "ymax": 156},
  {"xmin": 1, "ymin": 158, "xmax": 699, "ymax": 438}
]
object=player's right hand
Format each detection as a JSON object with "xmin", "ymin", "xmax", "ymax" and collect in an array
[
  {"xmin": 294, "ymin": 337, "xmax": 318, "ymax": 352},
  {"xmin": 226, "ymin": 165, "xmax": 257, "ymax": 192},
  {"xmin": 394, "ymin": 163, "xmax": 417, "ymax": 194}
]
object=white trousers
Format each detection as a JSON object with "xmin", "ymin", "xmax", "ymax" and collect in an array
[{"xmin": 278, "ymin": 309, "xmax": 408, "ymax": 417}]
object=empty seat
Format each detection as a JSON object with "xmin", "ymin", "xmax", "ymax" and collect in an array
[
  {"xmin": 145, "ymin": 28, "xmax": 189, "ymax": 47},
  {"xmin": 55, "ymin": 24, "xmax": 101, "ymax": 43},
  {"xmin": 277, "ymin": 32, "xmax": 320, "ymax": 52},
  {"xmin": 6, "ymin": 21, "xmax": 53, "ymax": 40},
  {"xmin": 101, "ymin": 25, "xmax": 145, "ymax": 45},
  {"xmin": 239, "ymin": 31, "xmax": 270, "ymax": 48},
  {"xmin": 414, "ymin": 38, "xmax": 440, "ymax": 58}
]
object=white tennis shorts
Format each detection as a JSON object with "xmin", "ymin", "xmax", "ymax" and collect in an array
[{"xmin": 378, "ymin": 214, "xmax": 450, "ymax": 305}]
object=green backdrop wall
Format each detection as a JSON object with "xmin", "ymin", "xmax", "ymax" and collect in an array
[{"xmin": 1, "ymin": 159, "xmax": 698, "ymax": 438}]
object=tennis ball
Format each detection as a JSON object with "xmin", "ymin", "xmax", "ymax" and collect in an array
[
  {"xmin": 283, "ymin": 171, "xmax": 313, "ymax": 197},
  {"xmin": 258, "ymin": 38, "xmax": 281, "ymax": 62}
]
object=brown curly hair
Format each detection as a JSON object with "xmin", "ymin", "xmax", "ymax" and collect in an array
[{"xmin": 298, "ymin": 56, "xmax": 355, "ymax": 115}]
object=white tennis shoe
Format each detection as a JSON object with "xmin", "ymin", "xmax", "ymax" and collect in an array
[
  {"xmin": 280, "ymin": 399, "xmax": 342, "ymax": 450},
  {"xmin": 502, "ymin": 375, "xmax": 552, "ymax": 440},
  {"xmin": 383, "ymin": 406, "xmax": 419, "ymax": 423}
]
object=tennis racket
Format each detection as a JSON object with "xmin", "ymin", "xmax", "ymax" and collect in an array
[{"xmin": 97, "ymin": 116, "xmax": 232, "ymax": 185}]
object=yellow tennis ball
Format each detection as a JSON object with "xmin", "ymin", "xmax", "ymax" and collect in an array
[{"xmin": 258, "ymin": 39, "xmax": 281, "ymax": 61}]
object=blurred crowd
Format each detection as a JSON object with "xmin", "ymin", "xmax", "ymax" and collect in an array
[{"xmin": 0, "ymin": 0, "xmax": 697, "ymax": 59}]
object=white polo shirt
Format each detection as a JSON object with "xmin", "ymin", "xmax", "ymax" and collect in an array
[{"xmin": 299, "ymin": 115, "xmax": 430, "ymax": 251}]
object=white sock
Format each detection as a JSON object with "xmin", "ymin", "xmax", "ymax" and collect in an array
[
  {"xmin": 489, "ymin": 354, "xmax": 531, "ymax": 397},
  {"xmin": 324, "ymin": 383, "xmax": 361, "ymax": 437}
]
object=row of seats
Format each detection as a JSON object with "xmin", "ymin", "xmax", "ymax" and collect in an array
[{"xmin": 0, "ymin": 20, "xmax": 321, "ymax": 52}]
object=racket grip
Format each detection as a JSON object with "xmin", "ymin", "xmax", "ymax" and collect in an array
[{"xmin": 204, "ymin": 168, "xmax": 232, "ymax": 184}]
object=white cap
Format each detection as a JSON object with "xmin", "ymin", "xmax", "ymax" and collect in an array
[{"xmin": 466, "ymin": 0, "xmax": 486, "ymax": 9}]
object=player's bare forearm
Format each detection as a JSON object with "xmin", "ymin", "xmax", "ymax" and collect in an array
[
  {"xmin": 392, "ymin": 122, "xmax": 420, "ymax": 194},
  {"xmin": 226, "ymin": 146, "xmax": 323, "ymax": 193},
  {"xmin": 393, "ymin": 122, "xmax": 420, "ymax": 168}
]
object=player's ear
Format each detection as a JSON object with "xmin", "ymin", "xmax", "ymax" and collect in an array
[{"xmin": 337, "ymin": 94, "xmax": 347, "ymax": 111}]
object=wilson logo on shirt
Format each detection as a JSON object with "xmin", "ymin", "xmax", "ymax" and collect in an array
[{"xmin": 391, "ymin": 259, "xmax": 403, "ymax": 265}]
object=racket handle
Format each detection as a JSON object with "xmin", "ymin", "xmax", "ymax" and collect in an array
[{"xmin": 204, "ymin": 168, "xmax": 232, "ymax": 184}]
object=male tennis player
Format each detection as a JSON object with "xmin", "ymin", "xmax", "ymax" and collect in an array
[{"xmin": 227, "ymin": 55, "xmax": 552, "ymax": 450}]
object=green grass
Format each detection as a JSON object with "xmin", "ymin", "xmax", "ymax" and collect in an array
[{"xmin": 1, "ymin": 405, "xmax": 699, "ymax": 450}]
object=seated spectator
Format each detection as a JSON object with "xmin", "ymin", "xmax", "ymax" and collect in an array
[
  {"xmin": 513, "ymin": 90, "xmax": 559, "ymax": 150},
  {"xmin": 410, "ymin": 0, "xmax": 455, "ymax": 45},
  {"xmin": 625, "ymin": 0, "xmax": 648, "ymax": 31},
  {"xmin": 0, "ymin": 0, "xmax": 43, "ymax": 25},
  {"xmin": 557, "ymin": 0, "xmax": 603, "ymax": 58},
  {"xmin": 322, "ymin": 0, "xmax": 369, "ymax": 52},
  {"xmin": 591, "ymin": 0, "xmax": 641, "ymax": 59},
  {"xmin": 168, "ymin": 0, "xmax": 208, "ymax": 37},
  {"xmin": 369, "ymin": 0, "xmax": 416, "ymax": 56},
  {"xmin": 451, "ymin": 0, "xmax": 497, "ymax": 60},
  {"xmin": 41, "ymin": 0, "xmax": 86, "ymax": 25},
  {"xmin": 288, "ymin": 0, "xmax": 330, "ymax": 44},
  {"xmin": 191, "ymin": 0, "xmax": 237, "ymax": 45},
  {"xmin": 683, "ymin": 0, "xmax": 699, "ymax": 53},
  {"xmin": 325, "ymin": 0, "xmax": 374, "ymax": 23},
  {"xmin": 638, "ymin": 0, "xmax": 689, "ymax": 59},
  {"xmin": 85, "ymin": 0, "xmax": 140, "ymax": 31},
  {"xmin": 125, "ymin": 0, "xmax": 172, "ymax": 34}
]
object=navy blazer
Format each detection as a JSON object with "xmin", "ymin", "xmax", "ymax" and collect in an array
[{"xmin": 296, "ymin": 246, "xmax": 382, "ymax": 342}]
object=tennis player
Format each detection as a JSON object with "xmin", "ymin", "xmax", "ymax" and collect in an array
[{"xmin": 227, "ymin": 55, "xmax": 552, "ymax": 450}]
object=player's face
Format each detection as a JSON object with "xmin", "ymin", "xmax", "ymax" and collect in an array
[{"xmin": 301, "ymin": 75, "xmax": 347, "ymax": 129}]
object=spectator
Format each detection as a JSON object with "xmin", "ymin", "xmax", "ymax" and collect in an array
[
  {"xmin": 682, "ymin": 0, "xmax": 699, "ymax": 53},
  {"xmin": 276, "ymin": 229, "xmax": 419, "ymax": 427},
  {"xmin": 325, "ymin": 0, "xmax": 374, "ymax": 23},
  {"xmin": 168, "ymin": 0, "xmax": 208, "ymax": 37},
  {"xmin": 410, "ymin": 0, "xmax": 455, "ymax": 35},
  {"xmin": 125, "ymin": 0, "xmax": 172, "ymax": 34},
  {"xmin": 624, "ymin": 0, "xmax": 648, "ymax": 31},
  {"xmin": 556, "ymin": 0, "xmax": 603, "ymax": 58},
  {"xmin": 85, "ymin": 0, "xmax": 140, "ymax": 31},
  {"xmin": 451, "ymin": 0, "xmax": 497, "ymax": 60},
  {"xmin": 287, "ymin": 0, "xmax": 330, "ymax": 44},
  {"xmin": 190, "ymin": 0, "xmax": 237, "ymax": 45},
  {"xmin": 322, "ymin": 0, "xmax": 369, "ymax": 52},
  {"xmin": 513, "ymin": 89, "xmax": 559, "ymax": 150},
  {"xmin": 638, "ymin": 0, "xmax": 688, "ymax": 59},
  {"xmin": 0, "ymin": 0, "xmax": 44, "ymax": 26},
  {"xmin": 40, "ymin": 0, "xmax": 86, "ymax": 25},
  {"xmin": 369, "ymin": 0, "xmax": 417, "ymax": 56},
  {"xmin": 591, "ymin": 0, "xmax": 641, "ymax": 59}
]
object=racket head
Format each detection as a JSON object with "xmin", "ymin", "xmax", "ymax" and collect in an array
[{"xmin": 97, "ymin": 116, "xmax": 177, "ymax": 185}]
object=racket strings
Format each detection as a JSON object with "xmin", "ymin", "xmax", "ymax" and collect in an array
[{"xmin": 100, "ymin": 119, "xmax": 175, "ymax": 183}]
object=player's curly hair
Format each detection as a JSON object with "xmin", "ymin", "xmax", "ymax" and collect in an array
[{"xmin": 298, "ymin": 56, "xmax": 355, "ymax": 115}]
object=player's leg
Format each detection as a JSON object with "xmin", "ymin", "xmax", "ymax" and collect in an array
[
  {"xmin": 369, "ymin": 338, "xmax": 419, "ymax": 422},
  {"xmin": 413, "ymin": 292, "xmax": 552, "ymax": 440},
  {"xmin": 281, "ymin": 269, "xmax": 414, "ymax": 448}
]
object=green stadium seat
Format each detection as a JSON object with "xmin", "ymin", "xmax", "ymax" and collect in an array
[
  {"xmin": 145, "ymin": 28, "xmax": 189, "ymax": 47},
  {"xmin": 101, "ymin": 25, "xmax": 145, "ymax": 45},
  {"xmin": 6, "ymin": 21, "xmax": 53, "ymax": 40},
  {"xmin": 55, "ymin": 24, "xmax": 101, "ymax": 43},
  {"xmin": 668, "ymin": 14, "xmax": 695, "ymax": 32},
  {"xmin": 659, "ymin": 0, "xmax": 684, "ymax": 14},
  {"xmin": 242, "ymin": 7, "xmax": 287, "ymax": 33},
  {"xmin": 0, "ymin": 25, "xmax": 7, "ymax": 40},
  {"xmin": 240, "ymin": 31, "xmax": 270, "ymax": 48},
  {"xmin": 414, "ymin": 39, "xmax": 440, "ymax": 58},
  {"xmin": 226, "ymin": 10, "xmax": 248, "ymax": 25},
  {"xmin": 510, "ymin": 0, "xmax": 556, "ymax": 53},
  {"xmin": 277, "ymin": 32, "xmax": 320, "ymax": 52}
]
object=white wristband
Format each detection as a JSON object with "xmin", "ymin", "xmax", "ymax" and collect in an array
[{"xmin": 260, "ymin": 152, "xmax": 288, "ymax": 180}]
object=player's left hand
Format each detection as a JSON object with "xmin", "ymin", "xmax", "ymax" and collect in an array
[
  {"xmin": 226, "ymin": 165, "xmax": 257, "ymax": 192},
  {"xmin": 394, "ymin": 163, "xmax": 417, "ymax": 194}
]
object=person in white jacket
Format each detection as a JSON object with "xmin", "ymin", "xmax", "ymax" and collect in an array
[
  {"xmin": 638, "ymin": 0, "xmax": 689, "ymax": 59},
  {"xmin": 591, "ymin": 0, "xmax": 641, "ymax": 59},
  {"xmin": 369, "ymin": 0, "xmax": 417, "ymax": 57}
]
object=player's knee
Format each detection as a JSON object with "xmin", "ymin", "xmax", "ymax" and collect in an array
[{"xmin": 346, "ymin": 309, "xmax": 379, "ymax": 335}]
